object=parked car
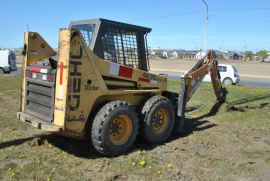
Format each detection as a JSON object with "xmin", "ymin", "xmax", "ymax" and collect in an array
[
  {"xmin": 203, "ymin": 64, "xmax": 240, "ymax": 85},
  {"xmin": 0, "ymin": 50, "xmax": 17, "ymax": 74}
]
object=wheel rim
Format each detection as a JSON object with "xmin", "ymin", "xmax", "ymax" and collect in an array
[
  {"xmin": 152, "ymin": 108, "xmax": 169, "ymax": 133},
  {"xmin": 109, "ymin": 114, "xmax": 132, "ymax": 145},
  {"xmin": 224, "ymin": 79, "xmax": 232, "ymax": 84}
]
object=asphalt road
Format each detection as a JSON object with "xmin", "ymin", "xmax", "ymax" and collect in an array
[{"xmin": 149, "ymin": 70, "xmax": 270, "ymax": 88}]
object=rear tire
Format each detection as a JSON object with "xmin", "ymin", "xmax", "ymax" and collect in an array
[
  {"xmin": 223, "ymin": 78, "xmax": 233, "ymax": 85},
  {"xmin": 91, "ymin": 100, "xmax": 138, "ymax": 157},
  {"xmin": 139, "ymin": 96, "xmax": 175, "ymax": 144},
  {"xmin": 0, "ymin": 68, "xmax": 4, "ymax": 74}
]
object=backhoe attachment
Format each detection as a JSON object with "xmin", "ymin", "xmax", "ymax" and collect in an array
[{"xmin": 175, "ymin": 50, "xmax": 228, "ymax": 132}]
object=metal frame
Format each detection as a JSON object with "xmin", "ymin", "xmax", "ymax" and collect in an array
[{"xmin": 69, "ymin": 18, "xmax": 151, "ymax": 71}]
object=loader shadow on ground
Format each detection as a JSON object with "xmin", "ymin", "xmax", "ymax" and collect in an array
[
  {"xmin": 0, "ymin": 136, "xmax": 40, "ymax": 150},
  {"xmin": 229, "ymin": 95, "xmax": 270, "ymax": 107},
  {"xmin": 133, "ymin": 101, "xmax": 223, "ymax": 152},
  {"xmin": 0, "ymin": 102, "xmax": 224, "ymax": 159}
]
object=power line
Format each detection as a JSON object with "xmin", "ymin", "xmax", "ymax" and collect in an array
[
  {"xmin": 0, "ymin": 26, "xmax": 25, "ymax": 31},
  {"xmin": 210, "ymin": 7, "xmax": 270, "ymax": 11},
  {"xmin": 128, "ymin": 10, "xmax": 205, "ymax": 22},
  {"xmin": 210, "ymin": 15, "xmax": 270, "ymax": 23},
  {"xmin": 128, "ymin": 7, "xmax": 270, "ymax": 23}
]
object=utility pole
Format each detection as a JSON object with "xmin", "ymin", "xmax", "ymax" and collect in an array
[
  {"xmin": 220, "ymin": 40, "xmax": 224, "ymax": 52},
  {"xmin": 243, "ymin": 40, "xmax": 247, "ymax": 52},
  {"xmin": 202, "ymin": 0, "xmax": 208, "ymax": 53}
]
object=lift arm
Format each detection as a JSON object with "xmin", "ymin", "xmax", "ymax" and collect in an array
[{"xmin": 175, "ymin": 50, "xmax": 228, "ymax": 132}]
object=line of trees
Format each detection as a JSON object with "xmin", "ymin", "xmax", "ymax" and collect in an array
[{"xmin": 245, "ymin": 50, "xmax": 269, "ymax": 62}]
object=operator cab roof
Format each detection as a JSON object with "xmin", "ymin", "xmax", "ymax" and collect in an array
[{"xmin": 69, "ymin": 18, "xmax": 152, "ymax": 34}]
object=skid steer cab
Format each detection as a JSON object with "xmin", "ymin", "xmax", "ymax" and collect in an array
[{"xmin": 17, "ymin": 18, "xmax": 227, "ymax": 157}]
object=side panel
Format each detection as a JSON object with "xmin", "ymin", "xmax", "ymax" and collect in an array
[{"xmin": 56, "ymin": 29, "xmax": 107, "ymax": 137}]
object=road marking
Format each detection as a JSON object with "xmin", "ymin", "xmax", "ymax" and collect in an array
[
  {"xmin": 240, "ymin": 74, "xmax": 270, "ymax": 79},
  {"xmin": 150, "ymin": 68, "xmax": 270, "ymax": 79}
]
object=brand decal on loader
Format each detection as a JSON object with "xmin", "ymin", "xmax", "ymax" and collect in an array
[
  {"xmin": 84, "ymin": 84, "xmax": 99, "ymax": 91},
  {"xmin": 67, "ymin": 45, "xmax": 83, "ymax": 111},
  {"xmin": 142, "ymin": 72, "xmax": 157, "ymax": 81},
  {"xmin": 139, "ymin": 72, "xmax": 157, "ymax": 84},
  {"xmin": 67, "ymin": 111, "xmax": 86, "ymax": 122},
  {"xmin": 189, "ymin": 79, "xmax": 203, "ymax": 99}
]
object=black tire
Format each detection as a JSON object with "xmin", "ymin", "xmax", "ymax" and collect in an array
[
  {"xmin": 0, "ymin": 68, "xmax": 4, "ymax": 74},
  {"xmin": 223, "ymin": 78, "xmax": 233, "ymax": 85},
  {"xmin": 91, "ymin": 100, "xmax": 138, "ymax": 157},
  {"xmin": 139, "ymin": 96, "xmax": 175, "ymax": 144}
]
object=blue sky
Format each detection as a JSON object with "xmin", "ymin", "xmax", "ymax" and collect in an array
[{"xmin": 1, "ymin": 0, "xmax": 269, "ymax": 52}]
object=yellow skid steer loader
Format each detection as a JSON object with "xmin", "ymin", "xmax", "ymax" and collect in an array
[{"xmin": 17, "ymin": 18, "xmax": 227, "ymax": 156}]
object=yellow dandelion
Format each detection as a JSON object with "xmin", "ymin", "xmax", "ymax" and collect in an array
[
  {"xmin": 132, "ymin": 162, "xmax": 136, "ymax": 166},
  {"xmin": 20, "ymin": 165, "xmax": 23, "ymax": 169},
  {"xmin": 148, "ymin": 165, "xmax": 152, "ymax": 169},
  {"xmin": 8, "ymin": 167, "xmax": 12, "ymax": 171},
  {"xmin": 168, "ymin": 164, "xmax": 172, "ymax": 168},
  {"xmin": 38, "ymin": 160, "xmax": 41, "ymax": 163},
  {"xmin": 12, "ymin": 172, "xmax": 15, "ymax": 177},
  {"xmin": 138, "ymin": 151, "xmax": 142, "ymax": 155},
  {"xmin": 157, "ymin": 170, "xmax": 161, "ymax": 174},
  {"xmin": 140, "ymin": 160, "xmax": 146, "ymax": 166}
]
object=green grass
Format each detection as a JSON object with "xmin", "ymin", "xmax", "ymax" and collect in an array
[{"xmin": 0, "ymin": 75, "xmax": 270, "ymax": 180}]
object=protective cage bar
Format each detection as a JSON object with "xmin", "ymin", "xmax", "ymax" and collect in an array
[{"xmin": 101, "ymin": 27, "xmax": 141, "ymax": 69}]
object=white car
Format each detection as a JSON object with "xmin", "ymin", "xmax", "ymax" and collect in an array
[
  {"xmin": 203, "ymin": 64, "xmax": 240, "ymax": 85},
  {"xmin": 0, "ymin": 50, "xmax": 17, "ymax": 74}
]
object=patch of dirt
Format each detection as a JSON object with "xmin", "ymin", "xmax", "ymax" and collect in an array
[
  {"xmin": 110, "ymin": 173, "xmax": 128, "ymax": 181},
  {"xmin": 228, "ymin": 102, "xmax": 270, "ymax": 112},
  {"xmin": 28, "ymin": 138, "xmax": 43, "ymax": 146}
]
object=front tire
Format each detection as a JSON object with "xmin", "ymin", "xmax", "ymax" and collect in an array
[
  {"xmin": 91, "ymin": 100, "xmax": 138, "ymax": 157},
  {"xmin": 139, "ymin": 96, "xmax": 175, "ymax": 144}
]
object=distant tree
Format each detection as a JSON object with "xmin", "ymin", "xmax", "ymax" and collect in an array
[
  {"xmin": 244, "ymin": 51, "xmax": 253, "ymax": 61},
  {"xmin": 257, "ymin": 50, "xmax": 269, "ymax": 62}
]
